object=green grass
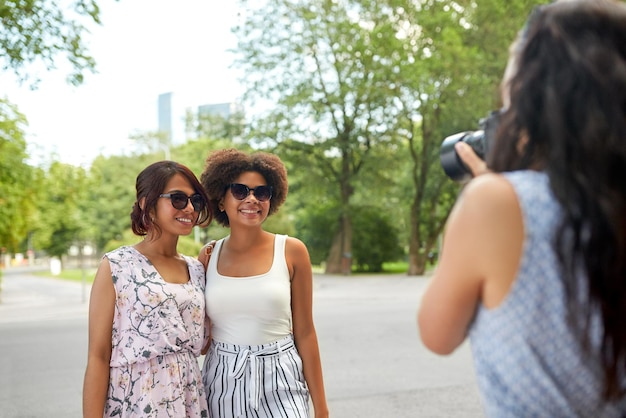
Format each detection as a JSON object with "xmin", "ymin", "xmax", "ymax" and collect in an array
[
  {"xmin": 35, "ymin": 268, "xmax": 97, "ymax": 283},
  {"xmin": 311, "ymin": 261, "xmax": 415, "ymax": 275},
  {"xmin": 381, "ymin": 261, "xmax": 410, "ymax": 274},
  {"xmin": 352, "ymin": 261, "xmax": 436, "ymax": 275},
  {"xmin": 312, "ymin": 264, "xmax": 325, "ymax": 274},
  {"xmin": 33, "ymin": 261, "xmax": 423, "ymax": 282}
]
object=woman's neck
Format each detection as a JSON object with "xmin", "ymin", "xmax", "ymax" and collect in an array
[
  {"xmin": 135, "ymin": 236, "xmax": 179, "ymax": 258},
  {"xmin": 225, "ymin": 229, "xmax": 271, "ymax": 254}
]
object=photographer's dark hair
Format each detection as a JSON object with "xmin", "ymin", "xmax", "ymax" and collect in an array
[
  {"xmin": 489, "ymin": 0, "xmax": 626, "ymax": 400},
  {"xmin": 131, "ymin": 160, "xmax": 212, "ymax": 237},
  {"xmin": 200, "ymin": 148, "xmax": 288, "ymax": 227}
]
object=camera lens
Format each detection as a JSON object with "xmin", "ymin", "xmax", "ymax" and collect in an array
[
  {"xmin": 439, "ymin": 109, "xmax": 501, "ymax": 182},
  {"xmin": 440, "ymin": 130, "xmax": 486, "ymax": 182}
]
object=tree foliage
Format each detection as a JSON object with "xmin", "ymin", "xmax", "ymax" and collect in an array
[
  {"xmin": 233, "ymin": 0, "xmax": 550, "ymax": 275},
  {"xmin": 0, "ymin": 99, "xmax": 37, "ymax": 252},
  {"xmin": 32, "ymin": 162, "xmax": 91, "ymax": 262},
  {"xmin": 235, "ymin": 0, "xmax": 409, "ymax": 274},
  {"xmin": 0, "ymin": 0, "xmax": 109, "ymax": 86},
  {"xmin": 87, "ymin": 154, "xmax": 149, "ymax": 250},
  {"xmin": 351, "ymin": 205, "xmax": 404, "ymax": 272},
  {"xmin": 295, "ymin": 201, "xmax": 403, "ymax": 272},
  {"xmin": 395, "ymin": 0, "xmax": 550, "ymax": 274},
  {"xmin": 0, "ymin": 0, "xmax": 111, "ymax": 261},
  {"xmin": 0, "ymin": 0, "xmax": 555, "ymax": 276},
  {"xmin": 186, "ymin": 109, "xmax": 246, "ymax": 143}
]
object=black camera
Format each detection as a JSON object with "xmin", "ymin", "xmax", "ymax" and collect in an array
[{"xmin": 439, "ymin": 110, "xmax": 501, "ymax": 182}]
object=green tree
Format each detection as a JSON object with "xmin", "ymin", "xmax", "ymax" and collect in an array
[
  {"xmin": 296, "ymin": 201, "xmax": 403, "ymax": 272},
  {"xmin": 0, "ymin": 99, "xmax": 37, "ymax": 253},
  {"xmin": 130, "ymin": 131, "xmax": 172, "ymax": 160},
  {"xmin": 0, "ymin": 0, "xmax": 110, "ymax": 86},
  {"xmin": 295, "ymin": 202, "xmax": 335, "ymax": 266},
  {"xmin": 394, "ymin": 0, "xmax": 550, "ymax": 274},
  {"xmin": 87, "ymin": 153, "xmax": 155, "ymax": 252},
  {"xmin": 351, "ymin": 205, "xmax": 403, "ymax": 272},
  {"xmin": 174, "ymin": 135, "xmax": 239, "ymax": 175},
  {"xmin": 234, "ymin": 0, "xmax": 406, "ymax": 274},
  {"xmin": 32, "ymin": 162, "xmax": 90, "ymax": 265},
  {"xmin": 0, "ymin": 0, "xmax": 114, "ymax": 265},
  {"xmin": 186, "ymin": 108, "xmax": 246, "ymax": 142},
  {"xmin": 233, "ymin": 0, "xmax": 551, "ymax": 276}
]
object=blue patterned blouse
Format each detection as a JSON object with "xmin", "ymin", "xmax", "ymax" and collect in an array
[{"xmin": 469, "ymin": 170, "xmax": 626, "ymax": 417}]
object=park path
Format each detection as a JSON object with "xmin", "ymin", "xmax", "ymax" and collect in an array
[{"xmin": 0, "ymin": 267, "xmax": 485, "ymax": 417}]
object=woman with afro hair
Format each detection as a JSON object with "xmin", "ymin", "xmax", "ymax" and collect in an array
[{"xmin": 198, "ymin": 148, "xmax": 328, "ymax": 418}]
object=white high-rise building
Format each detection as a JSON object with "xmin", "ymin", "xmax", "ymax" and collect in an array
[
  {"xmin": 197, "ymin": 102, "xmax": 236, "ymax": 119},
  {"xmin": 158, "ymin": 92, "xmax": 238, "ymax": 145},
  {"xmin": 157, "ymin": 92, "xmax": 189, "ymax": 146}
]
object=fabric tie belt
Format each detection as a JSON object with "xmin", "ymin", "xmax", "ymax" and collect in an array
[{"xmin": 215, "ymin": 335, "xmax": 296, "ymax": 417}]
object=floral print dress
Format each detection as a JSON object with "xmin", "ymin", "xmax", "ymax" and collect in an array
[{"xmin": 104, "ymin": 246, "xmax": 209, "ymax": 418}]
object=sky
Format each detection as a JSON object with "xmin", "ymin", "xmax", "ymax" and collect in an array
[{"xmin": 2, "ymin": 1, "xmax": 243, "ymax": 167}]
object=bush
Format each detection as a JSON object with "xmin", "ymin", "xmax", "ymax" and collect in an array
[
  {"xmin": 296, "ymin": 203, "xmax": 404, "ymax": 272},
  {"xmin": 351, "ymin": 206, "xmax": 404, "ymax": 272}
]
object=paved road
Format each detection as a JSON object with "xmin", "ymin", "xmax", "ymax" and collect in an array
[{"xmin": 0, "ymin": 267, "xmax": 484, "ymax": 418}]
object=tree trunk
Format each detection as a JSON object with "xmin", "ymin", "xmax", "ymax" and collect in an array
[
  {"xmin": 325, "ymin": 230, "xmax": 343, "ymax": 274},
  {"xmin": 407, "ymin": 202, "xmax": 426, "ymax": 275},
  {"xmin": 324, "ymin": 211, "xmax": 353, "ymax": 275}
]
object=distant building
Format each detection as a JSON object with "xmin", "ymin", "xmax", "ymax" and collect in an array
[
  {"xmin": 157, "ymin": 92, "xmax": 187, "ymax": 146},
  {"xmin": 197, "ymin": 102, "xmax": 237, "ymax": 119},
  {"xmin": 158, "ymin": 92, "xmax": 239, "ymax": 145}
]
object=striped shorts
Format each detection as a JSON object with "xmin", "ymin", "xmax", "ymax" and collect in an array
[{"xmin": 201, "ymin": 334, "xmax": 310, "ymax": 418}]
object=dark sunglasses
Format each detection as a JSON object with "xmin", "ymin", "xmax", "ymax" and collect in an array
[
  {"xmin": 159, "ymin": 192, "xmax": 206, "ymax": 211},
  {"xmin": 228, "ymin": 183, "xmax": 273, "ymax": 202}
]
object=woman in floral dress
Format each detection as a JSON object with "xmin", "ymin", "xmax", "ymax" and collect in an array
[{"xmin": 83, "ymin": 161, "xmax": 213, "ymax": 417}]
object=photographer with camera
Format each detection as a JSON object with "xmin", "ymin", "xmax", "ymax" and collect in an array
[{"xmin": 418, "ymin": 0, "xmax": 626, "ymax": 416}]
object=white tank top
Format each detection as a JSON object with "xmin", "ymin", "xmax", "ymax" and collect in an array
[{"xmin": 205, "ymin": 234, "xmax": 292, "ymax": 345}]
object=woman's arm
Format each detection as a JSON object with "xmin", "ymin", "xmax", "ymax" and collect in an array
[
  {"xmin": 417, "ymin": 173, "xmax": 523, "ymax": 354},
  {"xmin": 198, "ymin": 240, "xmax": 215, "ymax": 354},
  {"xmin": 198, "ymin": 239, "xmax": 216, "ymax": 270},
  {"xmin": 287, "ymin": 237, "xmax": 329, "ymax": 418},
  {"xmin": 83, "ymin": 258, "xmax": 115, "ymax": 418},
  {"xmin": 201, "ymin": 316, "xmax": 212, "ymax": 355}
]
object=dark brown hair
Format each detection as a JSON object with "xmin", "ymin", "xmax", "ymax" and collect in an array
[
  {"xmin": 488, "ymin": 0, "xmax": 626, "ymax": 400},
  {"xmin": 130, "ymin": 160, "xmax": 212, "ymax": 236},
  {"xmin": 200, "ymin": 148, "xmax": 288, "ymax": 227}
]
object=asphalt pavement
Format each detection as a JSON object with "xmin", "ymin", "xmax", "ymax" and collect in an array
[{"xmin": 0, "ymin": 266, "xmax": 485, "ymax": 418}]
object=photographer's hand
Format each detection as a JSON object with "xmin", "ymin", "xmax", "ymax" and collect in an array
[{"xmin": 455, "ymin": 142, "xmax": 490, "ymax": 177}]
